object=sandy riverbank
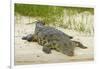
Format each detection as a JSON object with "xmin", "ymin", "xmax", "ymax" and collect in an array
[{"xmin": 15, "ymin": 22, "xmax": 94, "ymax": 65}]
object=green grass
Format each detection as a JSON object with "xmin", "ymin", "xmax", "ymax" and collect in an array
[{"xmin": 14, "ymin": 3, "xmax": 94, "ymax": 34}]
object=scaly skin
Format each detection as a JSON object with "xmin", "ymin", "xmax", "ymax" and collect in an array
[{"xmin": 22, "ymin": 20, "xmax": 87, "ymax": 56}]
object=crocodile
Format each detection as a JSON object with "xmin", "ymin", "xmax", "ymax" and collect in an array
[{"xmin": 22, "ymin": 20, "xmax": 87, "ymax": 56}]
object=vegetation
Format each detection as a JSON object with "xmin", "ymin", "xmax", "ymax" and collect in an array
[{"xmin": 14, "ymin": 3, "xmax": 94, "ymax": 34}]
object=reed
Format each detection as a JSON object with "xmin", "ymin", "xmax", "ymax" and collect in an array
[{"xmin": 15, "ymin": 3, "xmax": 94, "ymax": 34}]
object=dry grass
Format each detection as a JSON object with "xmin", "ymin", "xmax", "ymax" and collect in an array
[{"xmin": 15, "ymin": 3, "xmax": 94, "ymax": 34}]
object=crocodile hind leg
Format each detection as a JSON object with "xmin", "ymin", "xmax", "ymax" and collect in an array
[
  {"xmin": 42, "ymin": 43, "xmax": 52, "ymax": 54},
  {"xmin": 43, "ymin": 46, "xmax": 51, "ymax": 54}
]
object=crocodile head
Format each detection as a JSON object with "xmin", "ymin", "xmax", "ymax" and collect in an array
[{"xmin": 22, "ymin": 34, "xmax": 37, "ymax": 42}]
